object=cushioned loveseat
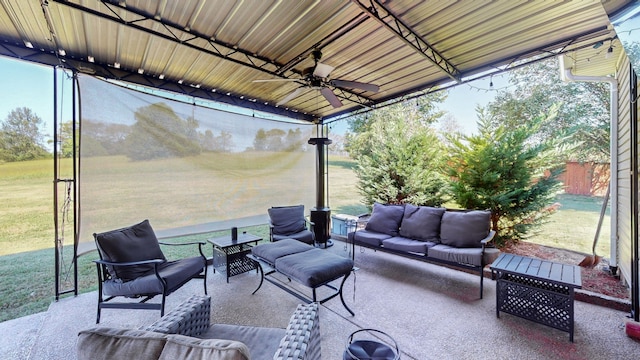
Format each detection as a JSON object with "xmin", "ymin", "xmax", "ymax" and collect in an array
[
  {"xmin": 347, "ymin": 203, "xmax": 500, "ymax": 298},
  {"xmin": 77, "ymin": 295, "xmax": 320, "ymax": 360}
]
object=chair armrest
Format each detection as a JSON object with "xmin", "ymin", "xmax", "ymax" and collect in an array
[
  {"xmin": 274, "ymin": 302, "xmax": 321, "ymax": 360},
  {"xmin": 159, "ymin": 241, "xmax": 206, "ymax": 246},
  {"xmin": 480, "ymin": 230, "xmax": 497, "ymax": 247},
  {"xmin": 144, "ymin": 295, "xmax": 211, "ymax": 337},
  {"xmin": 93, "ymin": 258, "xmax": 164, "ymax": 267},
  {"xmin": 158, "ymin": 240, "xmax": 207, "ymax": 259}
]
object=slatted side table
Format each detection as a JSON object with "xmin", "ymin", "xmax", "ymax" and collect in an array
[
  {"xmin": 490, "ymin": 253, "xmax": 582, "ymax": 342},
  {"xmin": 208, "ymin": 233, "xmax": 261, "ymax": 283}
]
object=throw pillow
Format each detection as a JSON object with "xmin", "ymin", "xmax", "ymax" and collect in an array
[
  {"xmin": 364, "ymin": 203, "xmax": 405, "ymax": 236},
  {"xmin": 76, "ymin": 327, "xmax": 167, "ymax": 360},
  {"xmin": 399, "ymin": 204, "xmax": 445, "ymax": 241},
  {"xmin": 439, "ymin": 210, "xmax": 491, "ymax": 248},
  {"xmin": 159, "ymin": 335, "xmax": 250, "ymax": 360},
  {"xmin": 268, "ymin": 205, "xmax": 306, "ymax": 235},
  {"xmin": 94, "ymin": 219, "xmax": 166, "ymax": 281}
]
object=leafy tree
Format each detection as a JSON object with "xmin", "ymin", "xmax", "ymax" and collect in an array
[
  {"xmin": 58, "ymin": 121, "xmax": 77, "ymax": 158},
  {"xmin": 0, "ymin": 107, "xmax": 49, "ymax": 162},
  {"xmin": 202, "ymin": 129, "xmax": 234, "ymax": 152},
  {"xmin": 80, "ymin": 120, "xmax": 131, "ymax": 157},
  {"xmin": 124, "ymin": 102, "xmax": 201, "ymax": 160},
  {"xmin": 251, "ymin": 128, "xmax": 306, "ymax": 152},
  {"xmin": 485, "ymin": 58, "xmax": 610, "ymax": 162},
  {"xmin": 348, "ymin": 99, "xmax": 449, "ymax": 206},
  {"xmin": 447, "ymin": 108, "xmax": 565, "ymax": 247}
]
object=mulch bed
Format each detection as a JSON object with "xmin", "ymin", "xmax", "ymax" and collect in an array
[{"xmin": 502, "ymin": 241, "xmax": 630, "ymax": 300}]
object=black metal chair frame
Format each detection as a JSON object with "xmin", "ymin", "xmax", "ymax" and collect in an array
[{"xmin": 94, "ymin": 241, "xmax": 208, "ymax": 323}]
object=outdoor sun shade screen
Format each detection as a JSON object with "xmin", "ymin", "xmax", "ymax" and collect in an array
[{"xmin": 77, "ymin": 75, "xmax": 315, "ymax": 246}]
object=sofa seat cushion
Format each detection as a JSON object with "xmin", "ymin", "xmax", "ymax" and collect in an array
[
  {"xmin": 364, "ymin": 203, "xmax": 405, "ymax": 236},
  {"xmin": 440, "ymin": 210, "xmax": 491, "ymax": 248},
  {"xmin": 200, "ymin": 324, "xmax": 285, "ymax": 360},
  {"xmin": 275, "ymin": 248, "xmax": 354, "ymax": 288},
  {"xmin": 382, "ymin": 237, "xmax": 436, "ymax": 255},
  {"xmin": 399, "ymin": 205, "xmax": 445, "ymax": 242},
  {"xmin": 252, "ymin": 238, "xmax": 314, "ymax": 264},
  {"xmin": 101, "ymin": 256, "xmax": 205, "ymax": 297},
  {"xmin": 77, "ymin": 327, "xmax": 168, "ymax": 360},
  {"xmin": 352, "ymin": 229, "xmax": 391, "ymax": 247},
  {"xmin": 428, "ymin": 244, "xmax": 485, "ymax": 266},
  {"xmin": 160, "ymin": 334, "xmax": 250, "ymax": 360}
]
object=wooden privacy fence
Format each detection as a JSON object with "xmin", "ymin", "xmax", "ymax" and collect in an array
[{"xmin": 559, "ymin": 161, "xmax": 610, "ymax": 196}]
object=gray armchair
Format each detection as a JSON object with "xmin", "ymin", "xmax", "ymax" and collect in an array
[
  {"xmin": 268, "ymin": 205, "xmax": 315, "ymax": 245},
  {"xmin": 93, "ymin": 219, "xmax": 207, "ymax": 323}
]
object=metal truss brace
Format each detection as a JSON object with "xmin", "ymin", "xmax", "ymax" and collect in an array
[
  {"xmin": 51, "ymin": 0, "xmax": 297, "ymax": 79},
  {"xmin": 351, "ymin": 0, "xmax": 461, "ymax": 82}
]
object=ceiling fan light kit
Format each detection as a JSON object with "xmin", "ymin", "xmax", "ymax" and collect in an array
[{"xmin": 256, "ymin": 49, "xmax": 379, "ymax": 108}]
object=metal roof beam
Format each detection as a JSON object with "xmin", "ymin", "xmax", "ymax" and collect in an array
[
  {"xmin": 51, "ymin": 0, "xmax": 296, "ymax": 78},
  {"xmin": 51, "ymin": 0, "xmax": 375, "ymax": 110},
  {"xmin": 351, "ymin": 0, "xmax": 461, "ymax": 82}
]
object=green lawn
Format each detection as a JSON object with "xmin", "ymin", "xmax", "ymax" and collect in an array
[{"xmin": 0, "ymin": 156, "xmax": 610, "ymax": 322}]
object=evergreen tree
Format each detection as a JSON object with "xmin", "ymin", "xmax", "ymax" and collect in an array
[
  {"xmin": 447, "ymin": 108, "xmax": 565, "ymax": 247},
  {"xmin": 348, "ymin": 100, "xmax": 449, "ymax": 207}
]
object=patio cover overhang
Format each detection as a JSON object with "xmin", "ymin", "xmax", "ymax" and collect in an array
[
  {"xmin": 0, "ymin": 0, "xmax": 630, "ymax": 123},
  {"xmin": 1, "ymin": 0, "xmax": 639, "ymax": 320}
]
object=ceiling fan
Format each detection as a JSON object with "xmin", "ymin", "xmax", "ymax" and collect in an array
[{"xmin": 253, "ymin": 49, "xmax": 379, "ymax": 108}]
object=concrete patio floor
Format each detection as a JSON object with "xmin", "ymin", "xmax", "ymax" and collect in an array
[{"xmin": 1, "ymin": 239, "xmax": 639, "ymax": 359}]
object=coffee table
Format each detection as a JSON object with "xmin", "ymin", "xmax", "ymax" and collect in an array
[
  {"xmin": 490, "ymin": 253, "xmax": 582, "ymax": 342},
  {"xmin": 208, "ymin": 233, "xmax": 262, "ymax": 283}
]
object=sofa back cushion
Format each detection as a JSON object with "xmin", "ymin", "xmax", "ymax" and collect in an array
[
  {"xmin": 439, "ymin": 210, "xmax": 491, "ymax": 248},
  {"xmin": 94, "ymin": 219, "xmax": 166, "ymax": 281},
  {"xmin": 159, "ymin": 335, "xmax": 250, "ymax": 360},
  {"xmin": 399, "ymin": 204, "xmax": 446, "ymax": 241},
  {"xmin": 365, "ymin": 203, "xmax": 405, "ymax": 236},
  {"xmin": 77, "ymin": 327, "xmax": 168, "ymax": 360}
]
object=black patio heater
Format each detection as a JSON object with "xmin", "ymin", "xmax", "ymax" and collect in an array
[{"xmin": 308, "ymin": 137, "xmax": 332, "ymax": 247}]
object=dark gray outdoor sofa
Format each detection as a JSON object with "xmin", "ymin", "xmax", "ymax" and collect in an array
[{"xmin": 348, "ymin": 203, "xmax": 500, "ymax": 298}]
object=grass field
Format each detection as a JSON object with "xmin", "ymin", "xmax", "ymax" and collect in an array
[{"xmin": 0, "ymin": 155, "xmax": 610, "ymax": 322}]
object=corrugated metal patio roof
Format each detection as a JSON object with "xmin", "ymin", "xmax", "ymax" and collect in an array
[{"xmin": 0, "ymin": 0, "xmax": 631, "ymax": 122}]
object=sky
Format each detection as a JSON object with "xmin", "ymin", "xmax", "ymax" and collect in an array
[{"xmin": 0, "ymin": 55, "xmax": 509, "ymax": 143}]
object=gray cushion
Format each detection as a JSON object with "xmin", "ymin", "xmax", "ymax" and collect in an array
[
  {"xmin": 399, "ymin": 204, "xmax": 445, "ymax": 241},
  {"xmin": 101, "ymin": 256, "xmax": 205, "ymax": 297},
  {"xmin": 201, "ymin": 324, "xmax": 285, "ymax": 360},
  {"xmin": 160, "ymin": 334, "xmax": 250, "ymax": 360},
  {"xmin": 427, "ymin": 244, "xmax": 484, "ymax": 266},
  {"xmin": 275, "ymin": 248, "xmax": 354, "ymax": 288},
  {"xmin": 252, "ymin": 238, "xmax": 314, "ymax": 265},
  {"xmin": 439, "ymin": 210, "xmax": 491, "ymax": 248},
  {"xmin": 269, "ymin": 205, "xmax": 307, "ymax": 236},
  {"xmin": 76, "ymin": 327, "xmax": 167, "ymax": 360},
  {"xmin": 382, "ymin": 236, "xmax": 436, "ymax": 255},
  {"xmin": 94, "ymin": 219, "xmax": 166, "ymax": 281},
  {"xmin": 352, "ymin": 230, "xmax": 392, "ymax": 247},
  {"xmin": 364, "ymin": 203, "xmax": 405, "ymax": 237},
  {"xmin": 272, "ymin": 229, "xmax": 314, "ymax": 245}
]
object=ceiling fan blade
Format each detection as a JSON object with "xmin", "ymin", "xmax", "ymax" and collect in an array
[
  {"xmin": 252, "ymin": 78, "xmax": 299, "ymax": 83},
  {"xmin": 313, "ymin": 62, "xmax": 334, "ymax": 78},
  {"xmin": 277, "ymin": 87, "xmax": 305, "ymax": 106},
  {"xmin": 331, "ymin": 79, "xmax": 380, "ymax": 93},
  {"xmin": 321, "ymin": 87, "xmax": 343, "ymax": 108}
]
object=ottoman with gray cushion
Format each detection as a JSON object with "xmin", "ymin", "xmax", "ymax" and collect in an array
[{"xmin": 250, "ymin": 239, "xmax": 355, "ymax": 315}]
